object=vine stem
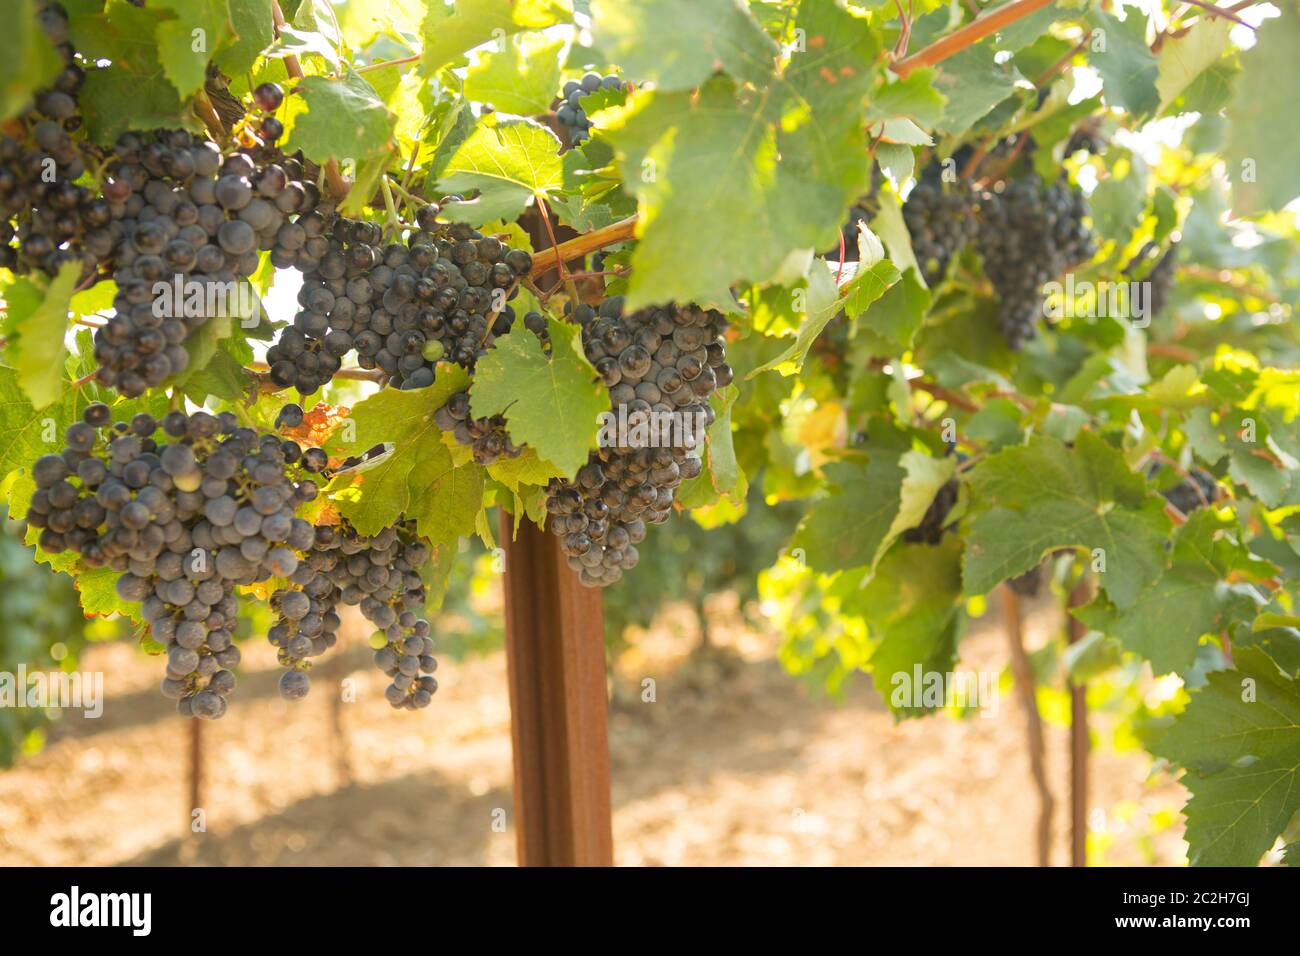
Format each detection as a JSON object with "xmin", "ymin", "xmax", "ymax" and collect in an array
[
  {"xmin": 891, "ymin": 0, "xmax": 1055, "ymax": 77},
  {"xmin": 379, "ymin": 175, "xmax": 402, "ymax": 240},
  {"xmin": 386, "ymin": 176, "xmax": 427, "ymax": 213},
  {"xmin": 533, "ymin": 199, "xmax": 570, "ymax": 289},
  {"xmin": 192, "ymin": 90, "xmax": 228, "ymax": 144},
  {"xmin": 270, "ymin": 0, "xmax": 349, "ymax": 200},
  {"xmin": 355, "ymin": 54, "xmax": 422, "ymax": 75},
  {"xmin": 1034, "ymin": 33, "xmax": 1090, "ymax": 88},
  {"xmin": 1000, "ymin": 584, "xmax": 1054, "ymax": 867},
  {"xmin": 1178, "ymin": 0, "xmax": 1256, "ymax": 29},
  {"xmin": 527, "ymin": 215, "xmax": 639, "ymax": 280},
  {"xmin": 1065, "ymin": 575, "xmax": 1091, "ymax": 868}
]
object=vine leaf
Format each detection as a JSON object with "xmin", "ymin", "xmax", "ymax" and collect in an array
[
  {"xmin": 963, "ymin": 432, "xmax": 1171, "ymax": 608},
  {"xmin": 463, "ymin": 32, "xmax": 565, "ymax": 116},
  {"xmin": 867, "ymin": 67, "xmax": 946, "ymax": 128},
  {"xmin": 1225, "ymin": 2, "xmax": 1300, "ymax": 215},
  {"xmin": 152, "ymin": 0, "xmax": 232, "ymax": 99},
  {"xmin": 1156, "ymin": 14, "xmax": 1234, "ymax": 115},
  {"xmin": 27, "ymin": 530, "xmax": 143, "ymax": 622},
  {"xmin": 791, "ymin": 449, "xmax": 909, "ymax": 574},
  {"xmin": 469, "ymin": 317, "xmax": 606, "ymax": 478},
  {"xmin": 436, "ymin": 119, "xmax": 563, "ymax": 226},
  {"xmin": 854, "ymin": 267, "xmax": 931, "ymax": 354},
  {"xmin": 748, "ymin": 260, "xmax": 900, "ymax": 379},
  {"xmin": 846, "ymin": 537, "xmax": 964, "ymax": 719},
  {"xmin": 324, "ymin": 367, "xmax": 478, "ymax": 544},
  {"xmin": 283, "ymin": 69, "xmax": 396, "ymax": 165},
  {"xmin": 1152, "ymin": 647, "xmax": 1300, "ymax": 866},
  {"xmin": 1075, "ymin": 510, "xmax": 1263, "ymax": 675},
  {"xmin": 602, "ymin": 0, "xmax": 880, "ymax": 310},
  {"xmin": 0, "ymin": 0, "xmax": 63, "ymax": 122},
  {"xmin": 1, "ymin": 261, "xmax": 80, "ymax": 410},
  {"xmin": 888, "ymin": 451, "xmax": 957, "ymax": 546},
  {"xmin": 932, "ymin": 45, "xmax": 1023, "ymax": 134},
  {"xmin": 421, "ymin": 0, "xmax": 573, "ymax": 75},
  {"xmin": 590, "ymin": 0, "xmax": 776, "ymax": 91},
  {"xmin": 1086, "ymin": 7, "xmax": 1160, "ymax": 119},
  {"xmin": 214, "ymin": 0, "xmax": 273, "ymax": 78}
]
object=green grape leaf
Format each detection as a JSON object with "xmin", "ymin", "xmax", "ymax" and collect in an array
[
  {"xmin": 153, "ymin": 0, "xmax": 233, "ymax": 99},
  {"xmin": 325, "ymin": 367, "xmax": 476, "ymax": 543},
  {"xmin": 435, "ymin": 118, "xmax": 563, "ymax": 225},
  {"xmin": 848, "ymin": 537, "xmax": 965, "ymax": 719},
  {"xmin": 463, "ymin": 32, "xmax": 565, "ymax": 116},
  {"xmin": 487, "ymin": 447, "xmax": 562, "ymax": 494},
  {"xmin": 792, "ymin": 450, "xmax": 906, "ymax": 573},
  {"xmin": 283, "ymin": 69, "xmax": 396, "ymax": 164},
  {"xmin": 1225, "ymin": 2, "xmax": 1300, "ymax": 215},
  {"xmin": 1152, "ymin": 647, "xmax": 1300, "ymax": 866},
  {"xmin": 590, "ymin": 0, "xmax": 777, "ymax": 91},
  {"xmin": 1156, "ymin": 13, "xmax": 1234, "ymax": 115},
  {"xmin": 469, "ymin": 318, "xmax": 606, "ymax": 478},
  {"xmin": 601, "ymin": 1, "xmax": 879, "ymax": 310},
  {"xmin": 867, "ymin": 67, "xmax": 946, "ymax": 128},
  {"xmin": 1087, "ymin": 7, "xmax": 1160, "ymax": 118},
  {"xmin": 1075, "ymin": 510, "xmax": 1262, "ymax": 675},
  {"xmin": 214, "ymin": 0, "xmax": 273, "ymax": 77},
  {"xmin": 0, "ymin": 0, "xmax": 64, "ymax": 121},
  {"xmin": 1, "ymin": 262, "xmax": 80, "ymax": 410},
  {"xmin": 703, "ymin": 383, "xmax": 742, "ymax": 499},
  {"xmin": 963, "ymin": 431, "xmax": 1171, "ymax": 608},
  {"xmin": 421, "ymin": 0, "xmax": 572, "ymax": 75},
  {"xmin": 874, "ymin": 142, "xmax": 914, "ymax": 189},
  {"xmin": 80, "ymin": 58, "xmax": 193, "ymax": 145},
  {"xmin": 888, "ymin": 450, "xmax": 957, "ymax": 546},
  {"xmin": 749, "ymin": 261, "xmax": 900, "ymax": 378},
  {"xmin": 27, "ymin": 532, "xmax": 143, "ymax": 622},
  {"xmin": 933, "ymin": 45, "xmax": 1022, "ymax": 134},
  {"xmin": 855, "ymin": 266, "xmax": 930, "ymax": 353}
]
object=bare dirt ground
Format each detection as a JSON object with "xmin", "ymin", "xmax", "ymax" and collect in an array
[{"xmin": 0, "ymin": 592, "xmax": 1190, "ymax": 867}]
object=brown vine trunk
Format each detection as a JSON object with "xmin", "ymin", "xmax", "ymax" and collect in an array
[
  {"xmin": 1066, "ymin": 578, "xmax": 1091, "ymax": 867},
  {"xmin": 187, "ymin": 717, "xmax": 203, "ymax": 825},
  {"xmin": 1000, "ymin": 585, "xmax": 1053, "ymax": 867}
]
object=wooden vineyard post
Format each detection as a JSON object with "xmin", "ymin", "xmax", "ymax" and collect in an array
[{"xmin": 499, "ymin": 510, "xmax": 614, "ymax": 866}]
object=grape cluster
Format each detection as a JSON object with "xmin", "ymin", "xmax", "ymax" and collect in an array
[
  {"xmin": 269, "ymin": 520, "xmax": 437, "ymax": 708},
  {"xmin": 544, "ymin": 298, "xmax": 731, "ymax": 587},
  {"xmin": 265, "ymin": 206, "xmax": 533, "ymax": 393},
  {"xmin": 95, "ymin": 128, "xmax": 321, "ymax": 395},
  {"xmin": 975, "ymin": 175, "xmax": 1097, "ymax": 348},
  {"xmin": 555, "ymin": 73, "xmax": 623, "ymax": 145},
  {"xmin": 902, "ymin": 163, "xmax": 978, "ymax": 285},
  {"xmin": 0, "ymin": 3, "xmax": 103, "ymax": 280},
  {"xmin": 24, "ymin": 405, "xmax": 323, "ymax": 718}
]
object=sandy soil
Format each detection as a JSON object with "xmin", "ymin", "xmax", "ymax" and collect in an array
[{"xmin": 0, "ymin": 592, "xmax": 1190, "ymax": 867}]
